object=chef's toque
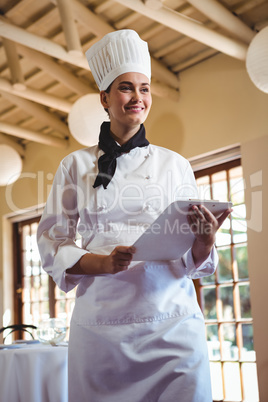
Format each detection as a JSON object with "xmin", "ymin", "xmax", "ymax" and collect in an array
[{"xmin": 85, "ymin": 30, "xmax": 151, "ymax": 91}]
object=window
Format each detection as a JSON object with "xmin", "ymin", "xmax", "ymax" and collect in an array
[
  {"xmin": 13, "ymin": 217, "xmax": 76, "ymax": 340},
  {"xmin": 194, "ymin": 160, "xmax": 259, "ymax": 402}
]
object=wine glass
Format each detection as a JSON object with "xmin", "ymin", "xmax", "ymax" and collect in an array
[{"xmin": 37, "ymin": 318, "xmax": 67, "ymax": 346}]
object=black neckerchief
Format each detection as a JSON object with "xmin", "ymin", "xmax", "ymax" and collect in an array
[{"xmin": 93, "ymin": 122, "xmax": 149, "ymax": 189}]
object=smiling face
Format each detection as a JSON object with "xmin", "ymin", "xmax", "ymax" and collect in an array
[{"xmin": 100, "ymin": 72, "xmax": 152, "ymax": 144}]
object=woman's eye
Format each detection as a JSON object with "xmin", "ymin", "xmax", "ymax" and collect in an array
[
  {"xmin": 120, "ymin": 86, "xmax": 131, "ymax": 91},
  {"xmin": 140, "ymin": 87, "xmax": 149, "ymax": 93}
]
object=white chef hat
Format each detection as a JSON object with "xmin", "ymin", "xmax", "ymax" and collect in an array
[{"xmin": 85, "ymin": 30, "xmax": 151, "ymax": 91}]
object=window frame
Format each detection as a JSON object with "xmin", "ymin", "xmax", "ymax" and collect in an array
[{"xmin": 192, "ymin": 158, "xmax": 258, "ymax": 401}]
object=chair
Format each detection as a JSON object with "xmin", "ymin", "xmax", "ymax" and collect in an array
[{"xmin": 0, "ymin": 324, "xmax": 37, "ymax": 343}]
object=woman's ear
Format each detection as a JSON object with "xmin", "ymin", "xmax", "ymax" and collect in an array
[{"xmin": 100, "ymin": 91, "xmax": 109, "ymax": 109}]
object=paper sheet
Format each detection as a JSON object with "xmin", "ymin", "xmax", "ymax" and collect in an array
[{"xmin": 132, "ymin": 199, "xmax": 232, "ymax": 261}]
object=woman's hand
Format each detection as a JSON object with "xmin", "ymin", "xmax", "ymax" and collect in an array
[
  {"xmin": 102, "ymin": 246, "xmax": 136, "ymax": 274},
  {"xmin": 187, "ymin": 205, "xmax": 232, "ymax": 267},
  {"xmin": 67, "ymin": 246, "xmax": 136, "ymax": 276}
]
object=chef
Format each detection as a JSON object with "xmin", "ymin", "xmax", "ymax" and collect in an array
[{"xmin": 37, "ymin": 29, "xmax": 231, "ymax": 402}]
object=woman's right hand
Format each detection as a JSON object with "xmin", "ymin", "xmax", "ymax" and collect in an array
[
  {"xmin": 67, "ymin": 246, "xmax": 136, "ymax": 276},
  {"xmin": 102, "ymin": 246, "xmax": 136, "ymax": 274}
]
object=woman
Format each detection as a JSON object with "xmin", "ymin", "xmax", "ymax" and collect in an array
[{"xmin": 37, "ymin": 30, "xmax": 231, "ymax": 401}]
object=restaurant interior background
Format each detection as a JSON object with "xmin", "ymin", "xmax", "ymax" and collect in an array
[{"xmin": 0, "ymin": 0, "xmax": 268, "ymax": 401}]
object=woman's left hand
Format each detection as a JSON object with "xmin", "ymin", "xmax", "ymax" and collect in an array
[{"xmin": 187, "ymin": 205, "xmax": 232, "ymax": 266}]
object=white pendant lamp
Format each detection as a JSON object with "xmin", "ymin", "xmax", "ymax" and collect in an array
[
  {"xmin": 68, "ymin": 94, "xmax": 108, "ymax": 147},
  {"xmin": 0, "ymin": 144, "xmax": 23, "ymax": 186},
  {"xmin": 246, "ymin": 26, "xmax": 268, "ymax": 94}
]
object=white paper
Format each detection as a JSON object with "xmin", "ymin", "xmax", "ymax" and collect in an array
[{"xmin": 132, "ymin": 199, "xmax": 232, "ymax": 261}]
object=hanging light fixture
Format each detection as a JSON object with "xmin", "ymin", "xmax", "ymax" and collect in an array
[
  {"xmin": 0, "ymin": 144, "xmax": 23, "ymax": 186},
  {"xmin": 246, "ymin": 26, "xmax": 268, "ymax": 94},
  {"xmin": 68, "ymin": 94, "xmax": 108, "ymax": 147}
]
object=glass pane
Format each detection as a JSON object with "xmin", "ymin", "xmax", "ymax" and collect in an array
[
  {"xmin": 55, "ymin": 300, "xmax": 67, "ymax": 323},
  {"xmin": 235, "ymin": 244, "xmax": 249, "ymax": 279},
  {"xmin": 216, "ymin": 217, "xmax": 231, "ymax": 247},
  {"xmin": 232, "ymin": 205, "xmax": 247, "ymax": 244},
  {"xmin": 223, "ymin": 362, "xmax": 242, "ymax": 401},
  {"xmin": 201, "ymin": 272, "xmax": 215, "ymax": 285},
  {"xmin": 66, "ymin": 287, "xmax": 76, "ymax": 299},
  {"xmin": 239, "ymin": 284, "xmax": 252, "ymax": 318},
  {"xmin": 196, "ymin": 175, "xmax": 211, "ymax": 200},
  {"xmin": 241, "ymin": 323, "xmax": 256, "ymax": 361},
  {"xmin": 217, "ymin": 247, "xmax": 232, "ymax": 282},
  {"xmin": 22, "ymin": 277, "xmax": 31, "ymax": 302},
  {"xmin": 23, "ymin": 302, "xmax": 32, "ymax": 324},
  {"xmin": 55, "ymin": 286, "xmax": 67, "ymax": 299},
  {"xmin": 202, "ymin": 287, "xmax": 217, "ymax": 319},
  {"xmin": 222, "ymin": 323, "xmax": 238, "ymax": 360},
  {"xmin": 241, "ymin": 363, "xmax": 259, "ymax": 402},
  {"xmin": 40, "ymin": 274, "xmax": 49, "ymax": 299},
  {"xmin": 22, "ymin": 225, "xmax": 30, "ymax": 250},
  {"xmin": 206, "ymin": 324, "xmax": 220, "ymax": 360},
  {"xmin": 210, "ymin": 362, "xmax": 223, "ymax": 401},
  {"xmin": 32, "ymin": 302, "xmax": 40, "ymax": 325},
  {"xmin": 39, "ymin": 301, "xmax": 50, "ymax": 321},
  {"xmin": 229, "ymin": 166, "xmax": 245, "ymax": 205},
  {"xmin": 212, "ymin": 171, "xmax": 228, "ymax": 201},
  {"xmin": 219, "ymin": 286, "xmax": 234, "ymax": 320}
]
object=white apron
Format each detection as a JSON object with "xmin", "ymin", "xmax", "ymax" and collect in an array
[{"xmin": 37, "ymin": 144, "xmax": 217, "ymax": 402}]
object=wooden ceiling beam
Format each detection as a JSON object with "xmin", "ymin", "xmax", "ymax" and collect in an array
[
  {"xmin": 2, "ymin": 38, "xmax": 25, "ymax": 90},
  {"xmin": 55, "ymin": 0, "xmax": 82, "ymax": 55},
  {"xmin": 50, "ymin": 0, "xmax": 112, "ymax": 36},
  {"xmin": 0, "ymin": 77, "xmax": 73, "ymax": 113},
  {"xmin": 113, "ymin": 0, "xmax": 248, "ymax": 61},
  {"xmin": 187, "ymin": 0, "xmax": 255, "ymax": 44},
  {"xmin": 234, "ymin": 0, "xmax": 266, "ymax": 15},
  {"xmin": 17, "ymin": 45, "xmax": 93, "ymax": 96},
  {"xmin": 0, "ymin": 16, "xmax": 89, "ymax": 69},
  {"xmin": 115, "ymin": 12, "xmax": 141, "ymax": 29},
  {"xmin": 0, "ymin": 122, "xmax": 68, "ymax": 148},
  {"xmin": 0, "ymin": 91, "xmax": 70, "ymax": 137},
  {"xmin": 94, "ymin": 0, "xmax": 115, "ymax": 14},
  {"xmin": 172, "ymin": 48, "xmax": 218, "ymax": 72}
]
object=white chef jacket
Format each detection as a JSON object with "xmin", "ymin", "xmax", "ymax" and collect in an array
[{"xmin": 37, "ymin": 143, "xmax": 217, "ymax": 402}]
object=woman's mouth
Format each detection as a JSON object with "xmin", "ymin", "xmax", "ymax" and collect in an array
[{"xmin": 125, "ymin": 106, "xmax": 144, "ymax": 112}]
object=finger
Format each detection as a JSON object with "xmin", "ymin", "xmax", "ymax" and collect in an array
[
  {"xmin": 117, "ymin": 259, "xmax": 131, "ymax": 267},
  {"xmin": 117, "ymin": 253, "xmax": 133, "ymax": 261},
  {"xmin": 217, "ymin": 208, "xmax": 233, "ymax": 228},
  {"xmin": 187, "ymin": 214, "xmax": 199, "ymax": 233},
  {"xmin": 191, "ymin": 205, "xmax": 207, "ymax": 222},
  {"xmin": 199, "ymin": 205, "xmax": 215, "ymax": 223},
  {"xmin": 115, "ymin": 246, "xmax": 136, "ymax": 254}
]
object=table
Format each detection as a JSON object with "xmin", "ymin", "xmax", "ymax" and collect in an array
[{"xmin": 0, "ymin": 342, "xmax": 68, "ymax": 402}]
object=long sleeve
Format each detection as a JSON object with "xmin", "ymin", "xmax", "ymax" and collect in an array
[
  {"xmin": 182, "ymin": 246, "xmax": 218, "ymax": 279},
  {"xmin": 37, "ymin": 161, "xmax": 88, "ymax": 293}
]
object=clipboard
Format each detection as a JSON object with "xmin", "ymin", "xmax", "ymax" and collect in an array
[{"xmin": 132, "ymin": 199, "xmax": 232, "ymax": 261}]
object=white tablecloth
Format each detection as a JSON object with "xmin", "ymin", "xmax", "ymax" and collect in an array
[{"xmin": 0, "ymin": 343, "xmax": 68, "ymax": 402}]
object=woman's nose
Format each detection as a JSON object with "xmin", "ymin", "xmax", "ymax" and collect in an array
[{"xmin": 132, "ymin": 91, "xmax": 142, "ymax": 102}]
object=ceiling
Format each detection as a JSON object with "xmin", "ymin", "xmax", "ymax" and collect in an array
[{"xmin": 0, "ymin": 0, "xmax": 267, "ymax": 155}]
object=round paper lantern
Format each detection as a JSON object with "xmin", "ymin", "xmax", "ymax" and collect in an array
[
  {"xmin": 68, "ymin": 94, "xmax": 108, "ymax": 146},
  {"xmin": 246, "ymin": 26, "xmax": 268, "ymax": 93},
  {"xmin": 0, "ymin": 144, "xmax": 23, "ymax": 186}
]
